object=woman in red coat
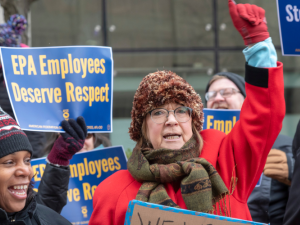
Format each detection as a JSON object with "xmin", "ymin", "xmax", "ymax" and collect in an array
[{"xmin": 90, "ymin": 1, "xmax": 285, "ymax": 224}]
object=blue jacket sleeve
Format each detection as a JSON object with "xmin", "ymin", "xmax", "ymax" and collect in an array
[{"xmin": 243, "ymin": 37, "xmax": 277, "ymax": 68}]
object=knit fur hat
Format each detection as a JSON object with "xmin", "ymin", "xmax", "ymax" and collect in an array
[{"xmin": 129, "ymin": 70, "xmax": 204, "ymax": 142}]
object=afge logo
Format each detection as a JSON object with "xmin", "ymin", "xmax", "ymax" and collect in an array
[
  {"xmin": 285, "ymin": 4, "xmax": 300, "ymax": 22},
  {"xmin": 81, "ymin": 206, "xmax": 88, "ymax": 218}
]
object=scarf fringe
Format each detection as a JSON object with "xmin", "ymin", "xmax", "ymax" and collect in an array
[{"xmin": 211, "ymin": 165, "xmax": 238, "ymax": 217}]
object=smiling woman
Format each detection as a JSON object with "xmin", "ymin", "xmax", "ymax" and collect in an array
[
  {"xmin": 0, "ymin": 109, "xmax": 71, "ymax": 225},
  {"xmin": 0, "ymin": 151, "xmax": 33, "ymax": 213}
]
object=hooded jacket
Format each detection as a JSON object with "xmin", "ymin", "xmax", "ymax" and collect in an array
[{"xmin": 89, "ymin": 62, "xmax": 285, "ymax": 225}]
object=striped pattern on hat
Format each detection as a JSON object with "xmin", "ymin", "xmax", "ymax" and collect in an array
[{"xmin": 0, "ymin": 108, "xmax": 32, "ymax": 158}]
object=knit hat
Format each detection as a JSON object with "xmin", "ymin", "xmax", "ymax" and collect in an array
[
  {"xmin": 205, "ymin": 72, "xmax": 246, "ymax": 102},
  {"xmin": 0, "ymin": 107, "xmax": 32, "ymax": 158},
  {"xmin": 0, "ymin": 14, "xmax": 27, "ymax": 47},
  {"xmin": 129, "ymin": 70, "xmax": 204, "ymax": 142}
]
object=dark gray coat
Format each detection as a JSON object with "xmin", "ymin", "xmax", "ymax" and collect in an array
[{"xmin": 248, "ymin": 134, "xmax": 293, "ymax": 225}]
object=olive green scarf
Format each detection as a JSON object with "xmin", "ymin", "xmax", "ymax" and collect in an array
[{"xmin": 127, "ymin": 136, "xmax": 229, "ymax": 213}]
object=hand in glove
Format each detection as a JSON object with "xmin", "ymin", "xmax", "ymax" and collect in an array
[
  {"xmin": 264, "ymin": 149, "xmax": 291, "ymax": 186},
  {"xmin": 228, "ymin": 0, "xmax": 270, "ymax": 45},
  {"xmin": 47, "ymin": 116, "xmax": 87, "ymax": 166}
]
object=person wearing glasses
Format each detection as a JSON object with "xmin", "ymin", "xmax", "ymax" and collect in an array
[
  {"xmin": 89, "ymin": 2, "xmax": 285, "ymax": 224},
  {"xmin": 204, "ymin": 38, "xmax": 294, "ymax": 225},
  {"xmin": 205, "ymin": 71, "xmax": 293, "ymax": 225}
]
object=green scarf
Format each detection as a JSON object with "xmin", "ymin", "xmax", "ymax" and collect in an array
[{"xmin": 127, "ymin": 136, "xmax": 229, "ymax": 213}]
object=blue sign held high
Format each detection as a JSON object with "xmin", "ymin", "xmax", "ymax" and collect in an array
[
  {"xmin": 0, "ymin": 46, "xmax": 113, "ymax": 132},
  {"xmin": 277, "ymin": 0, "xmax": 300, "ymax": 55}
]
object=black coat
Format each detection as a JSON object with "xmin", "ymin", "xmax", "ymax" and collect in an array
[
  {"xmin": 0, "ymin": 163, "xmax": 70, "ymax": 224},
  {"xmin": 0, "ymin": 196, "xmax": 71, "ymax": 225},
  {"xmin": 36, "ymin": 163, "xmax": 70, "ymax": 214},
  {"xmin": 283, "ymin": 120, "xmax": 300, "ymax": 225},
  {"xmin": 248, "ymin": 134, "xmax": 293, "ymax": 225}
]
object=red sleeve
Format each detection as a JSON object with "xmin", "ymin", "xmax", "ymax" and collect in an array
[
  {"xmin": 217, "ymin": 62, "xmax": 285, "ymax": 203},
  {"xmin": 89, "ymin": 170, "xmax": 137, "ymax": 225}
]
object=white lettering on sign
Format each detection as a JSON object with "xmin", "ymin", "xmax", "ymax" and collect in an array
[{"xmin": 286, "ymin": 4, "xmax": 300, "ymax": 22}]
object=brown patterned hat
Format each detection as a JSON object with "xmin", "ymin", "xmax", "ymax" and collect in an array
[{"xmin": 129, "ymin": 70, "xmax": 204, "ymax": 142}]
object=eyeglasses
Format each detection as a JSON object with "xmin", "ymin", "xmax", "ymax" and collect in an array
[
  {"xmin": 205, "ymin": 88, "xmax": 240, "ymax": 101},
  {"xmin": 148, "ymin": 106, "xmax": 193, "ymax": 124}
]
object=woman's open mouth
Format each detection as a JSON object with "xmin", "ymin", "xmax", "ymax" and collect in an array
[
  {"xmin": 163, "ymin": 134, "xmax": 181, "ymax": 140},
  {"xmin": 8, "ymin": 184, "xmax": 28, "ymax": 200}
]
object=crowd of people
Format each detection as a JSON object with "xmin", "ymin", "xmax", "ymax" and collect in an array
[{"xmin": 0, "ymin": 1, "xmax": 300, "ymax": 225}]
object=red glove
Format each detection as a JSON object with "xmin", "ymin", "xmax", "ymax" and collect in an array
[
  {"xmin": 47, "ymin": 117, "xmax": 87, "ymax": 166},
  {"xmin": 228, "ymin": 0, "xmax": 269, "ymax": 45}
]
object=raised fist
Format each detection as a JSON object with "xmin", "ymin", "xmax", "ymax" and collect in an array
[
  {"xmin": 228, "ymin": 0, "xmax": 269, "ymax": 45},
  {"xmin": 47, "ymin": 116, "xmax": 88, "ymax": 166}
]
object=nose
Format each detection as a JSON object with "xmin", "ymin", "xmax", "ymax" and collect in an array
[
  {"xmin": 165, "ymin": 112, "xmax": 178, "ymax": 126},
  {"xmin": 213, "ymin": 92, "xmax": 225, "ymax": 101},
  {"xmin": 15, "ymin": 164, "xmax": 31, "ymax": 178}
]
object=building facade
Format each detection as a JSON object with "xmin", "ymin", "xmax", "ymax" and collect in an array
[{"xmin": 31, "ymin": 0, "xmax": 300, "ymax": 151}]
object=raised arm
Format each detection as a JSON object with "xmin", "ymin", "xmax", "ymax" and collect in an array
[
  {"xmin": 216, "ymin": 0, "xmax": 285, "ymax": 203},
  {"xmin": 36, "ymin": 117, "xmax": 87, "ymax": 213}
]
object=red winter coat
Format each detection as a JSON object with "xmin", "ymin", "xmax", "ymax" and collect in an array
[{"xmin": 90, "ymin": 62, "xmax": 285, "ymax": 225}]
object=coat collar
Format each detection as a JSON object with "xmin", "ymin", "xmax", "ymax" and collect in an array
[{"xmin": 0, "ymin": 196, "xmax": 37, "ymax": 222}]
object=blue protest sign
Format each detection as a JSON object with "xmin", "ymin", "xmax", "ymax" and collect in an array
[
  {"xmin": 0, "ymin": 46, "xmax": 113, "ymax": 132},
  {"xmin": 124, "ymin": 200, "xmax": 267, "ymax": 225},
  {"xmin": 202, "ymin": 108, "xmax": 240, "ymax": 134},
  {"xmin": 31, "ymin": 146, "xmax": 127, "ymax": 224},
  {"xmin": 277, "ymin": 0, "xmax": 300, "ymax": 55}
]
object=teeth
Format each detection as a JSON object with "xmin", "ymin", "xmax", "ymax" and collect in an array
[
  {"xmin": 165, "ymin": 135, "xmax": 180, "ymax": 139},
  {"xmin": 13, "ymin": 185, "xmax": 28, "ymax": 190}
]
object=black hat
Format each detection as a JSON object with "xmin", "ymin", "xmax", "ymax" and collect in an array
[
  {"xmin": 0, "ymin": 108, "xmax": 32, "ymax": 158},
  {"xmin": 205, "ymin": 72, "xmax": 246, "ymax": 102}
]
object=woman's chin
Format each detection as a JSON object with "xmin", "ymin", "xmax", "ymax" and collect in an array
[
  {"xmin": 5, "ymin": 201, "xmax": 26, "ymax": 213},
  {"xmin": 161, "ymin": 142, "xmax": 184, "ymax": 150}
]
